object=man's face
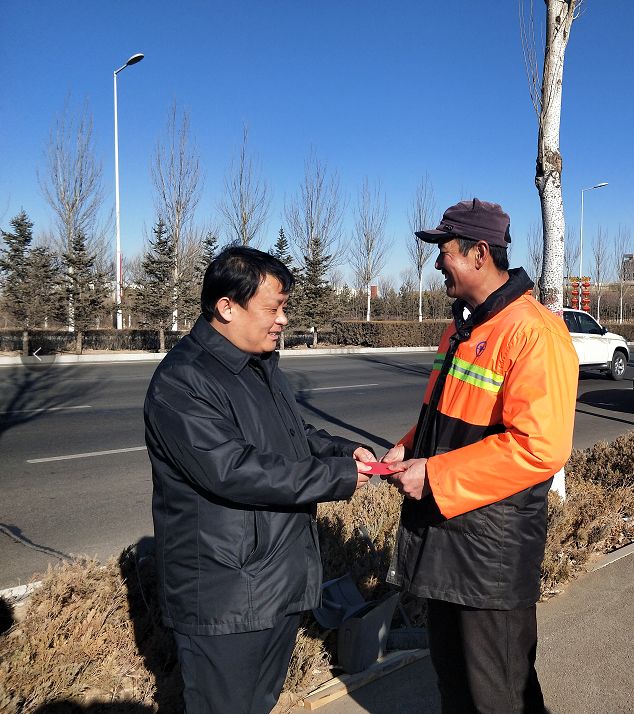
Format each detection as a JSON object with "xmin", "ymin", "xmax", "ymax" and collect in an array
[
  {"xmin": 229, "ymin": 274, "xmax": 289, "ymax": 354},
  {"xmin": 434, "ymin": 238, "xmax": 478, "ymax": 302}
]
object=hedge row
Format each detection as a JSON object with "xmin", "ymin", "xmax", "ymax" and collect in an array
[
  {"xmin": 0, "ymin": 329, "xmax": 187, "ymax": 355},
  {"xmin": 1, "ymin": 319, "xmax": 632, "ymax": 355},
  {"xmin": 332, "ymin": 320, "xmax": 451, "ymax": 348},
  {"xmin": 602, "ymin": 322, "xmax": 634, "ymax": 341}
]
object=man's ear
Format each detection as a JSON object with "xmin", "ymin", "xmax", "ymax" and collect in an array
[
  {"xmin": 474, "ymin": 241, "xmax": 489, "ymax": 268},
  {"xmin": 214, "ymin": 297, "xmax": 233, "ymax": 323}
]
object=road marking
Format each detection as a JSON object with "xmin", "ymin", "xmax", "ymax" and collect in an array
[
  {"xmin": 27, "ymin": 446, "xmax": 146, "ymax": 463},
  {"xmin": 300, "ymin": 383, "xmax": 380, "ymax": 392},
  {"xmin": 0, "ymin": 405, "xmax": 92, "ymax": 415}
]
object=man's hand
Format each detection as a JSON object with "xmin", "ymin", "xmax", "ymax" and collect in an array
[
  {"xmin": 355, "ymin": 459, "xmax": 371, "ymax": 490},
  {"xmin": 353, "ymin": 446, "xmax": 377, "ymax": 463},
  {"xmin": 385, "ymin": 458, "xmax": 430, "ymax": 500},
  {"xmin": 381, "ymin": 444, "xmax": 405, "ymax": 463}
]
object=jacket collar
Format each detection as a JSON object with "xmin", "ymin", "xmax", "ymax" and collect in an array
[
  {"xmin": 452, "ymin": 267, "xmax": 534, "ymax": 336},
  {"xmin": 189, "ymin": 315, "xmax": 279, "ymax": 375}
]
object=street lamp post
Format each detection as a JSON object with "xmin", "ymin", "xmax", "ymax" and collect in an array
[
  {"xmin": 579, "ymin": 182, "xmax": 608, "ymax": 280},
  {"xmin": 114, "ymin": 52, "xmax": 144, "ymax": 329}
]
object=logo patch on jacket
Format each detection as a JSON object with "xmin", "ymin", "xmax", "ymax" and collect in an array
[{"xmin": 475, "ymin": 341, "xmax": 487, "ymax": 357}]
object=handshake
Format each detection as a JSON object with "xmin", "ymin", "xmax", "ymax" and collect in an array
[{"xmin": 351, "ymin": 446, "xmax": 431, "ymax": 501}]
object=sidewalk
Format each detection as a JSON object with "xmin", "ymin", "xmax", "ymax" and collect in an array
[
  {"xmin": 290, "ymin": 544, "xmax": 634, "ymax": 713},
  {"xmin": 0, "ymin": 345, "xmax": 437, "ymax": 366}
]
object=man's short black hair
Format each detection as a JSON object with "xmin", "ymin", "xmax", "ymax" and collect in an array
[
  {"xmin": 201, "ymin": 246, "xmax": 294, "ymax": 320},
  {"xmin": 455, "ymin": 237, "xmax": 509, "ymax": 272}
]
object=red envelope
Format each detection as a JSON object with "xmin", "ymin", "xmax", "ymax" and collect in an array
[{"xmin": 361, "ymin": 461, "xmax": 405, "ymax": 476}]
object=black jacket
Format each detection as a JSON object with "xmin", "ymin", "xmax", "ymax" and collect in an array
[{"xmin": 144, "ymin": 316, "xmax": 359, "ymax": 635}]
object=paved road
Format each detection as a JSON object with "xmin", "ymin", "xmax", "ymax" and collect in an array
[{"xmin": 1, "ymin": 354, "xmax": 632, "ymax": 590}]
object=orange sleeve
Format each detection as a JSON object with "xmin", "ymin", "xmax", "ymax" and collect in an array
[{"xmin": 426, "ymin": 322, "xmax": 578, "ymax": 519}]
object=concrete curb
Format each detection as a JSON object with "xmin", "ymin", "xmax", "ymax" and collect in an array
[
  {"xmin": 589, "ymin": 540, "xmax": 634, "ymax": 571},
  {"xmin": 0, "ymin": 345, "xmax": 438, "ymax": 366},
  {"xmin": 0, "ymin": 581, "xmax": 41, "ymax": 604}
]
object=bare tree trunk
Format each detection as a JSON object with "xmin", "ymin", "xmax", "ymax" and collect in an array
[
  {"xmin": 22, "ymin": 330, "xmax": 29, "ymax": 357},
  {"xmin": 521, "ymin": 0, "xmax": 578, "ymax": 502},
  {"xmin": 159, "ymin": 326, "xmax": 166, "ymax": 353},
  {"xmin": 75, "ymin": 330, "xmax": 83, "ymax": 355},
  {"xmin": 537, "ymin": 2, "xmax": 576, "ymax": 313},
  {"xmin": 522, "ymin": 0, "xmax": 577, "ymax": 314},
  {"xmin": 407, "ymin": 174, "xmax": 436, "ymax": 323},
  {"xmin": 349, "ymin": 179, "xmax": 390, "ymax": 323}
]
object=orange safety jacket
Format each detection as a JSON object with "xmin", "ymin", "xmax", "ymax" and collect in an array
[{"xmin": 387, "ymin": 268, "xmax": 578, "ymax": 609}]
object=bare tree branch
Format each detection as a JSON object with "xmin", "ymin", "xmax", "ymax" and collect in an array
[
  {"xmin": 407, "ymin": 174, "xmax": 437, "ymax": 321},
  {"xmin": 219, "ymin": 125, "xmax": 271, "ymax": 247},
  {"xmin": 151, "ymin": 103, "xmax": 202, "ymax": 330},
  {"xmin": 349, "ymin": 178, "xmax": 390, "ymax": 321},
  {"xmin": 284, "ymin": 150, "xmax": 346, "ymax": 271}
]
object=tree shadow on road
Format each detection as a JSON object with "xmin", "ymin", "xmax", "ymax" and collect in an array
[
  {"xmin": 576, "ymin": 386, "xmax": 634, "ymax": 418},
  {"xmin": 0, "ymin": 365, "xmax": 105, "ymax": 442}
]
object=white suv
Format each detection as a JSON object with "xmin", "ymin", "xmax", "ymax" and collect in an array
[{"xmin": 562, "ymin": 308, "xmax": 630, "ymax": 380}]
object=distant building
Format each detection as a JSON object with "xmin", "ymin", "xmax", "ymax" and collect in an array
[{"xmin": 623, "ymin": 254, "xmax": 634, "ymax": 282}]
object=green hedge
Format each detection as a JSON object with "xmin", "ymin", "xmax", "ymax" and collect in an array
[
  {"xmin": 332, "ymin": 320, "xmax": 451, "ymax": 348},
  {"xmin": 0, "ymin": 329, "xmax": 187, "ymax": 355}
]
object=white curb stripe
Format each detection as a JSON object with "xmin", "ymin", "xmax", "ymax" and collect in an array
[{"xmin": 27, "ymin": 446, "xmax": 147, "ymax": 464}]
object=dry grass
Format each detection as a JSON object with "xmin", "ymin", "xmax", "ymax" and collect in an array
[{"xmin": 1, "ymin": 434, "xmax": 633, "ymax": 712}]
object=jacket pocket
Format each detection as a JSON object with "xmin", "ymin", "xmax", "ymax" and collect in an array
[
  {"xmin": 435, "ymin": 508, "xmax": 488, "ymax": 536},
  {"xmin": 241, "ymin": 510, "xmax": 261, "ymax": 568}
]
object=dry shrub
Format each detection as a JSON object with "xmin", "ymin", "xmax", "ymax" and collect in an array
[
  {"xmin": 0, "ymin": 549, "xmax": 181, "ymax": 713},
  {"xmin": 541, "ymin": 434, "xmax": 634, "ymax": 596},
  {"xmin": 2, "ymin": 437, "xmax": 633, "ymax": 711}
]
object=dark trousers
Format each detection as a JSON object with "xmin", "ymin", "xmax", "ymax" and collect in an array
[
  {"xmin": 427, "ymin": 599, "xmax": 544, "ymax": 714},
  {"xmin": 173, "ymin": 614, "xmax": 300, "ymax": 714}
]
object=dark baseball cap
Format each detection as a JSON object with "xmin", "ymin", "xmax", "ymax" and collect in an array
[{"xmin": 415, "ymin": 198, "xmax": 511, "ymax": 248}]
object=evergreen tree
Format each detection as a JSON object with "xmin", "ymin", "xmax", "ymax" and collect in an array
[
  {"xmin": 272, "ymin": 227, "xmax": 293, "ymax": 267},
  {"xmin": 0, "ymin": 211, "xmax": 34, "ymax": 329},
  {"xmin": 200, "ymin": 230, "xmax": 219, "ymax": 267},
  {"xmin": 296, "ymin": 236, "xmax": 334, "ymax": 346},
  {"xmin": 0, "ymin": 211, "xmax": 62, "ymax": 354},
  {"xmin": 28, "ymin": 246, "xmax": 63, "ymax": 329},
  {"xmin": 62, "ymin": 232, "xmax": 109, "ymax": 354},
  {"xmin": 135, "ymin": 219, "xmax": 176, "ymax": 352},
  {"xmin": 179, "ymin": 230, "xmax": 219, "ymax": 328},
  {"xmin": 270, "ymin": 227, "xmax": 299, "ymax": 348}
]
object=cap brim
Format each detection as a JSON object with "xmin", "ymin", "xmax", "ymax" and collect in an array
[{"xmin": 414, "ymin": 229, "xmax": 455, "ymax": 243}]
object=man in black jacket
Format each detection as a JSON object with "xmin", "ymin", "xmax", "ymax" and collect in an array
[{"xmin": 144, "ymin": 246, "xmax": 372, "ymax": 714}]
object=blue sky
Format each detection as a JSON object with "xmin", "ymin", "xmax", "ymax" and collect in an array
[{"xmin": 1, "ymin": 1, "xmax": 632, "ymax": 284}]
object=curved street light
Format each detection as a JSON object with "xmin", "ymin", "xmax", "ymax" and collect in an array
[
  {"xmin": 579, "ymin": 182, "xmax": 608, "ymax": 280},
  {"xmin": 114, "ymin": 53, "xmax": 144, "ymax": 329}
]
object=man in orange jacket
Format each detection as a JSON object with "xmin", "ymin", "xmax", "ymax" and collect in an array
[{"xmin": 383, "ymin": 199, "xmax": 578, "ymax": 713}]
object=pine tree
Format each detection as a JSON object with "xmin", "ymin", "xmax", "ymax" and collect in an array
[
  {"xmin": 135, "ymin": 219, "xmax": 176, "ymax": 352},
  {"xmin": 200, "ymin": 230, "xmax": 219, "ymax": 267},
  {"xmin": 296, "ymin": 236, "xmax": 333, "ymax": 346},
  {"xmin": 0, "ymin": 211, "xmax": 62, "ymax": 354},
  {"xmin": 272, "ymin": 227, "xmax": 293, "ymax": 267},
  {"xmin": 62, "ymin": 232, "xmax": 109, "ymax": 354},
  {"xmin": 0, "ymin": 211, "xmax": 34, "ymax": 330},
  {"xmin": 28, "ymin": 246, "xmax": 63, "ymax": 330},
  {"xmin": 270, "ymin": 227, "xmax": 298, "ymax": 348},
  {"xmin": 178, "ymin": 230, "xmax": 219, "ymax": 328}
]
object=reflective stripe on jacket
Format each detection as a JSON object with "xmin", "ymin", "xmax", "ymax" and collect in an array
[{"xmin": 387, "ymin": 268, "xmax": 578, "ymax": 609}]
